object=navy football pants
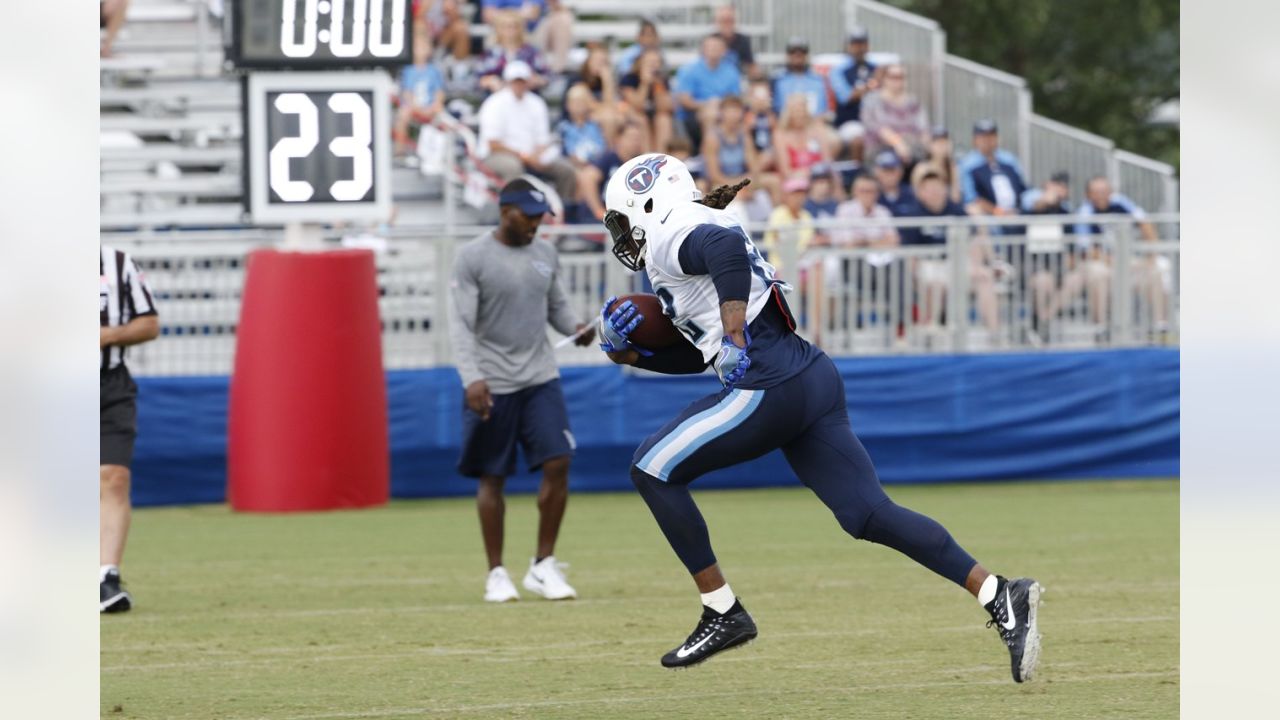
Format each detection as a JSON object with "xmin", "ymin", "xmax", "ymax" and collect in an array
[{"xmin": 630, "ymin": 354, "xmax": 978, "ymax": 587}]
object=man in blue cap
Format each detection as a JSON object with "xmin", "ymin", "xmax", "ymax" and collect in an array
[
  {"xmin": 449, "ymin": 178, "xmax": 596, "ymax": 603},
  {"xmin": 959, "ymin": 119, "xmax": 1029, "ymax": 233},
  {"xmin": 829, "ymin": 26, "xmax": 878, "ymax": 161}
]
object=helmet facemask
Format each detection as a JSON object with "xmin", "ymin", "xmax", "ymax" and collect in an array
[{"xmin": 604, "ymin": 202, "xmax": 649, "ymax": 271}]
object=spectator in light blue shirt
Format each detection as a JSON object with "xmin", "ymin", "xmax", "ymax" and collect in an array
[
  {"xmin": 1022, "ymin": 171, "xmax": 1072, "ymax": 215},
  {"xmin": 673, "ymin": 34, "xmax": 743, "ymax": 148},
  {"xmin": 394, "ymin": 31, "xmax": 447, "ymax": 154},
  {"xmin": 958, "ymin": 118, "xmax": 1026, "ymax": 205},
  {"xmin": 556, "ymin": 85, "xmax": 608, "ymax": 165},
  {"xmin": 772, "ymin": 37, "xmax": 831, "ymax": 119}
]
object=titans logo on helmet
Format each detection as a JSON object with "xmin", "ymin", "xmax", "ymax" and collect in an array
[{"xmin": 625, "ymin": 155, "xmax": 669, "ymax": 194}]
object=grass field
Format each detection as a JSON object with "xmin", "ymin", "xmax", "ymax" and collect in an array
[{"xmin": 101, "ymin": 479, "xmax": 1178, "ymax": 719}]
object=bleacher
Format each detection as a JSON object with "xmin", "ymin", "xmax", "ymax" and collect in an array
[
  {"xmin": 101, "ymin": 0, "xmax": 1175, "ymax": 233},
  {"xmin": 101, "ymin": 1, "xmax": 1178, "ymax": 374},
  {"xmin": 100, "ymin": 1, "xmax": 236, "ymax": 228},
  {"xmin": 99, "ymin": 0, "xmax": 469, "ymax": 229}
]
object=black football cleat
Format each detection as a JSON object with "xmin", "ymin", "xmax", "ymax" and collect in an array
[
  {"xmin": 100, "ymin": 569, "xmax": 133, "ymax": 614},
  {"xmin": 661, "ymin": 600, "xmax": 758, "ymax": 669},
  {"xmin": 984, "ymin": 576, "xmax": 1043, "ymax": 682}
]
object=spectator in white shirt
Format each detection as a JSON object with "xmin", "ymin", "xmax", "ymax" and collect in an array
[
  {"xmin": 478, "ymin": 61, "xmax": 578, "ymax": 203},
  {"xmin": 829, "ymin": 173, "xmax": 899, "ymax": 305},
  {"xmin": 831, "ymin": 174, "xmax": 899, "ymax": 264}
]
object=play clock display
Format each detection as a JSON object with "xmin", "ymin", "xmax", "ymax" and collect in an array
[
  {"xmin": 244, "ymin": 72, "xmax": 392, "ymax": 222},
  {"xmin": 228, "ymin": 0, "xmax": 412, "ymax": 68}
]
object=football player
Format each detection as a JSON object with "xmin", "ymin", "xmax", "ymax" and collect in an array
[{"xmin": 598, "ymin": 154, "xmax": 1043, "ymax": 681}]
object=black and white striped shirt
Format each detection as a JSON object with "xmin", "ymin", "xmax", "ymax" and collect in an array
[{"xmin": 101, "ymin": 246, "xmax": 157, "ymax": 370}]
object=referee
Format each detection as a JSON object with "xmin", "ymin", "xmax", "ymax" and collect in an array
[
  {"xmin": 449, "ymin": 179, "xmax": 595, "ymax": 603},
  {"xmin": 100, "ymin": 245, "xmax": 159, "ymax": 613}
]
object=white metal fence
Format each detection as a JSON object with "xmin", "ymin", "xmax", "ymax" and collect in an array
[
  {"xmin": 757, "ymin": 0, "xmax": 849, "ymax": 56},
  {"xmin": 111, "ymin": 214, "xmax": 1179, "ymax": 377},
  {"xmin": 1028, "ymin": 114, "xmax": 1114, "ymax": 208},
  {"xmin": 1115, "ymin": 150, "xmax": 1179, "ymax": 214},
  {"xmin": 943, "ymin": 55, "xmax": 1032, "ymax": 164}
]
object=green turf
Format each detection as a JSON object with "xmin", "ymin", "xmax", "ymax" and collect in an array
[{"xmin": 101, "ymin": 479, "xmax": 1178, "ymax": 719}]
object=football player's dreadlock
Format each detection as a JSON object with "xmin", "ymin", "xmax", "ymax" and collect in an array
[{"xmin": 696, "ymin": 178, "xmax": 751, "ymax": 210}]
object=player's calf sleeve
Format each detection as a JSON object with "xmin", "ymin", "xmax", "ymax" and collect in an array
[
  {"xmin": 860, "ymin": 501, "xmax": 977, "ymax": 588},
  {"xmin": 629, "ymin": 465, "xmax": 718, "ymax": 575}
]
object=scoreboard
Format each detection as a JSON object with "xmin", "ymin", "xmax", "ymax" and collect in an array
[
  {"xmin": 228, "ymin": 0, "xmax": 411, "ymax": 68},
  {"xmin": 230, "ymin": 1, "xmax": 408, "ymax": 224},
  {"xmin": 244, "ymin": 72, "xmax": 392, "ymax": 223}
]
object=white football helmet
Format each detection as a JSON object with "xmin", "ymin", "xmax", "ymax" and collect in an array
[{"xmin": 603, "ymin": 153, "xmax": 701, "ymax": 271}]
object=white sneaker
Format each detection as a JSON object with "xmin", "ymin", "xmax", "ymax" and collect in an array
[
  {"xmin": 484, "ymin": 566, "xmax": 520, "ymax": 603},
  {"xmin": 522, "ymin": 556, "xmax": 577, "ymax": 600}
]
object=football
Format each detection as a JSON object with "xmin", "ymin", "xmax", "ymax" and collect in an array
[{"xmin": 606, "ymin": 293, "xmax": 683, "ymax": 349}]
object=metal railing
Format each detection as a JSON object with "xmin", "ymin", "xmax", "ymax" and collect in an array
[
  {"xmin": 757, "ymin": 0, "xmax": 849, "ymax": 56},
  {"xmin": 943, "ymin": 54, "xmax": 1032, "ymax": 164},
  {"xmin": 1028, "ymin": 114, "xmax": 1114, "ymax": 208},
  {"xmin": 110, "ymin": 214, "xmax": 1179, "ymax": 377},
  {"xmin": 1115, "ymin": 149, "xmax": 1179, "ymax": 214}
]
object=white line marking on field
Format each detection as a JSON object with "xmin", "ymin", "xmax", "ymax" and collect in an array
[{"xmin": 244, "ymin": 670, "xmax": 1180, "ymax": 719}]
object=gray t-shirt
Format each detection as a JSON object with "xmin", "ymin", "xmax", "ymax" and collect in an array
[{"xmin": 449, "ymin": 231, "xmax": 582, "ymax": 395}]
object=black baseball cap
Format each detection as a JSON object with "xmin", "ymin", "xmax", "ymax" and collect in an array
[
  {"xmin": 499, "ymin": 187, "xmax": 554, "ymax": 216},
  {"xmin": 1049, "ymin": 171, "xmax": 1070, "ymax": 185},
  {"xmin": 848, "ymin": 26, "xmax": 869, "ymax": 43},
  {"xmin": 786, "ymin": 37, "xmax": 809, "ymax": 52},
  {"xmin": 973, "ymin": 118, "xmax": 999, "ymax": 135}
]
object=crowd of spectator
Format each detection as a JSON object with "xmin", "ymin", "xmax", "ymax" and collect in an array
[
  {"xmin": 96, "ymin": 1, "xmax": 1170, "ymax": 343},
  {"xmin": 394, "ymin": 2, "xmax": 1167, "ymax": 337}
]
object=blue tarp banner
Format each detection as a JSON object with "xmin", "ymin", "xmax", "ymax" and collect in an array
[{"xmin": 130, "ymin": 349, "xmax": 1179, "ymax": 506}]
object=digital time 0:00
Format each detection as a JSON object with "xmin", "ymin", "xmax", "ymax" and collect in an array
[{"xmin": 232, "ymin": 0, "xmax": 411, "ymax": 67}]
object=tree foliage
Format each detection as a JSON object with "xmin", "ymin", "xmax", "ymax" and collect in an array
[{"xmin": 888, "ymin": 0, "xmax": 1179, "ymax": 169}]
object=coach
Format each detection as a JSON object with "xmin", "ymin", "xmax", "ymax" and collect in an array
[
  {"xmin": 100, "ymin": 245, "xmax": 159, "ymax": 613},
  {"xmin": 449, "ymin": 179, "xmax": 595, "ymax": 603}
]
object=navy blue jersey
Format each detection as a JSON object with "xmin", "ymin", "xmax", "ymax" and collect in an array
[
  {"xmin": 594, "ymin": 151, "xmax": 625, "ymax": 196},
  {"xmin": 879, "ymin": 185, "xmax": 917, "ymax": 217},
  {"xmin": 898, "ymin": 199, "xmax": 968, "ymax": 245},
  {"xmin": 968, "ymin": 160, "xmax": 1027, "ymax": 210},
  {"xmin": 805, "ymin": 198, "xmax": 839, "ymax": 220},
  {"xmin": 831, "ymin": 58, "xmax": 877, "ymax": 126},
  {"xmin": 670, "ymin": 222, "xmax": 822, "ymax": 390}
]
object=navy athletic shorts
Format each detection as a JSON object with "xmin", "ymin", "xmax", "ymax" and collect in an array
[{"xmin": 458, "ymin": 379, "xmax": 575, "ymax": 478}]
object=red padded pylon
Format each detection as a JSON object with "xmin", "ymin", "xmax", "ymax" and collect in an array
[{"xmin": 228, "ymin": 249, "xmax": 389, "ymax": 512}]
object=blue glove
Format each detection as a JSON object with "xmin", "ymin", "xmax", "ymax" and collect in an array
[
  {"xmin": 598, "ymin": 296, "xmax": 654, "ymax": 356},
  {"xmin": 714, "ymin": 327, "xmax": 752, "ymax": 387}
]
